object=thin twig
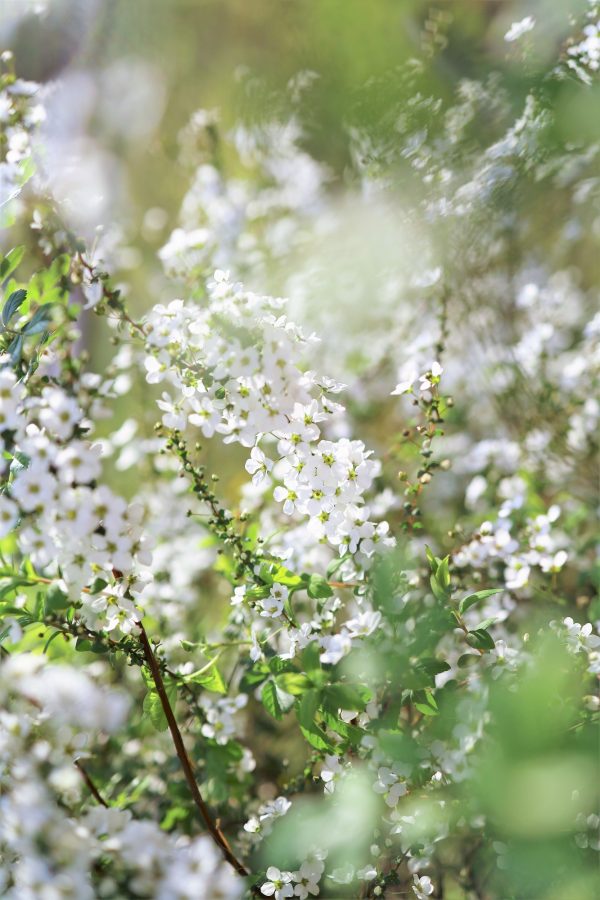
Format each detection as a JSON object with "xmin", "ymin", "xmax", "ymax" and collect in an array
[
  {"xmin": 74, "ymin": 759, "xmax": 109, "ymax": 808},
  {"xmin": 137, "ymin": 622, "xmax": 249, "ymax": 878}
]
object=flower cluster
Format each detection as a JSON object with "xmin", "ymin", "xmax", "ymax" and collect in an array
[
  {"xmin": 0, "ymin": 655, "xmax": 240, "ymax": 899},
  {"xmin": 0, "ymin": 369, "xmax": 152, "ymax": 635},
  {"xmin": 453, "ymin": 505, "xmax": 568, "ymax": 590},
  {"xmin": 143, "ymin": 270, "xmax": 391, "ymax": 566}
]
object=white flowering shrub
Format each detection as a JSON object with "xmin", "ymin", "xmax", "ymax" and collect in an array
[{"xmin": 0, "ymin": 5, "xmax": 599, "ymax": 898}]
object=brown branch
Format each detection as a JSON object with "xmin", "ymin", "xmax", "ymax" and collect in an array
[
  {"xmin": 137, "ymin": 622, "xmax": 249, "ymax": 878},
  {"xmin": 75, "ymin": 759, "xmax": 108, "ymax": 808}
]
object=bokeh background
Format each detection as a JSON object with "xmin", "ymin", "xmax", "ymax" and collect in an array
[{"xmin": 1, "ymin": 3, "xmax": 599, "ymax": 897}]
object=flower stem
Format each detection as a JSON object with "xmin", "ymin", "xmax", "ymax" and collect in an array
[{"xmin": 137, "ymin": 622, "xmax": 249, "ymax": 878}]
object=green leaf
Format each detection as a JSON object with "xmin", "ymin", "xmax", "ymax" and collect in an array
[
  {"xmin": 425, "ymin": 545, "xmax": 438, "ymax": 575},
  {"xmin": 2, "ymin": 289, "xmax": 27, "ymax": 327},
  {"xmin": 458, "ymin": 589, "xmax": 502, "ymax": 615},
  {"xmin": 457, "ymin": 653, "xmax": 480, "ymax": 668},
  {"xmin": 268, "ymin": 656, "xmax": 297, "ymax": 676},
  {"xmin": 476, "ymin": 616, "xmax": 499, "ymax": 631},
  {"xmin": 239, "ymin": 663, "xmax": 269, "ymax": 692},
  {"xmin": 466, "ymin": 628, "xmax": 495, "ymax": 651},
  {"xmin": 418, "ymin": 658, "xmax": 451, "ymax": 677},
  {"xmin": 323, "ymin": 683, "xmax": 371, "ymax": 711},
  {"xmin": 275, "ymin": 672, "xmax": 312, "ymax": 695},
  {"xmin": 436, "ymin": 556, "xmax": 450, "ymax": 589},
  {"xmin": 46, "ymin": 584, "xmax": 70, "ymax": 611},
  {"xmin": 414, "ymin": 702, "xmax": 438, "ymax": 717},
  {"xmin": 185, "ymin": 658, "xmax": 226, "ymax": 694},
  {"xmin": 0, "ymin": 247, "xmax": 25, "ymax": 282},
  {"xmin": 296, "ymin": 690, "xmax": 337, "ymax": 751},
  {"xmin": 306, "ymin": 574, "xmax": 334, "ymax": 599},
  {"xmin": 299, "ymin": 723, "xmax": 333, "ymax": 753},
  {"xmin": 88, "ymin": 578, "xmax": 108, "ymax": 595},
  {"xmin": 245, "ymin": 585, "xmax": 270, "ymax": 601},
  {"xmin": 320, "ymin": 708, "xmax": 364, "ymax": 745},
  {"xmin": 75, "ymin": 637, "xmax": 93, "ymax": 653},
  {"xmin": 33, "ymin": 591, "xmax": 45, "ymax": 621},
  {"xmin": 430, "ymin": 574, "xmax": 449, "ymax": 603},
  {"xmin": 8, "ymin": 334, "xmax": 23, "ymax": 365},
  {"xmin": 326, "ymin": 553, "xmax": 350, "ymax": 579},
  {"xmin": 270, "ymin": 564, "xmax": 304, "ymax": 589},
  {"xmin": 21, "ymin": 303, "xmax": 54, "ymax": 336},
  {"xmin": 43, "ymin": 630, "xmax": 64, "ymax": 654},
  {"xmin": 301, "ymin": 641, "xmax": 321, "ymax": 676},
  {"xmin": 296, "ymin": 688, "xmax": 320, "ymax": 729},
  {"xmin": 143, "ymin": 685, "xmax": 176, "ymax": 732},
  {"xmin": 261, "ymin": 680, "xmax": 283, "ymax": 720}
]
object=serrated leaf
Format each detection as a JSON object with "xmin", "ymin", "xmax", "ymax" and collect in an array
[
  {"xmin": 268, "ymin": 656, "xmax": 297, "ymax": 676},
  {"xmin": 324, "ymin": 683, "xmax": 371, "ymax": 711},
  {"xmin": 296, "ymin": 688, "xmax": 320, "ymax": 729},
  {"xmin": 239, "ymin": 664, "xmax": 269, "ymax": 692},
  {"xmin": 458, "ymin": 589, "xmax": 502, "ymax": 615},
  {"xmin": 275, "ymin": 672, "xmax": 312, "ymax": 695},
  {"xmin": 270, "ymin": 564, "xmax": 304, "ymax": 588},
  {"xmin": 261, "ymin": 680, "xmax": 283, "ymax": 720},
  {"xmin": 296, "ymin": 695, "xmax": 335, "ymax": 752},
  {"xmin": 143, "ymin": 684, "xmax": 176, "ymax": 732},
  {"xmin": 320, "ymin": 708, "xmax": 364, "ymax": 745},
  {"xmin": 185, "ymin": 658, "xmax": 226, "ymax": 694},
  {"xmin": 299, "ymin": 723, "xmax": 334, "ymax": 752}
]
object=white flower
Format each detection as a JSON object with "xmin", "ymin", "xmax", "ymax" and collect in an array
[
  {"xmin": 144, "ymin": 352, "xmax": 170, "ymax": 384},
  {"xmin": 504, "ymin": 16, "xmax": 535, "ymax": 43},
  {"xmin": 504, "ymin": 558, "xmax": 530, "ymax": 590},
  {"xmin": 82, "ymin": 279, "xmax": 103, "ymax": 310},
  {"xmin": 418, "ymin": 361, "xmax": 443, "ymax": 392},
  {"xmin": 261, "ymin": 866, "xmax": 294, "ymax": 899},
  {"xmin": 243, "ymin": 815, "xmax": 260, "ymax": 834},
  {"xmin": 539, "ymin": 550, "xmax": 568, "ymax": 573},
  {"xmin": 261, "ymin": 584, "xmax": 288, "ymax": 618},
  {"xmin": 372, "ymin": 766, "xmax": 408, "ymax": 807},
  {"xmin": 292, "ymin": 859, "xmax": 324, "ymax": 898},
  {"xmin": 0, "ymin": 494, "xmax": 19, "ymax": 537},
  {"xmin": 10, "ymin": 464, "xmax": 55, "ymax": 513},
  {"xmin": 39, "ymin": 388, "xmax": 82, "ymax": 439},
  {"xmin": 413, "ymin": 874, "xmax": 435, "ymax": 899},
  {"xmin": 320, "ymin": 754, "xmax": 342, "ymax": 794},
  {"xmin": 345, "ymin": 609, "xmax": 381, "ymax": 638},
  {"xmin": 245, "ymin": 446, "xmax": 274, "ymax": 486},
  {"xmin": 563, "ymin": 618, "xmax": 600, "ymax": 654},
  {"xmin": 259, "ymin": 796, "xmax": 292, "ymax": 822},
  {"xmin": 391, "ymin": 371, "xmax": 417, "ymax": 395},
  {"xmin": 319, "ymin": 630, "xmax": 352, "ymax": 665}
]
